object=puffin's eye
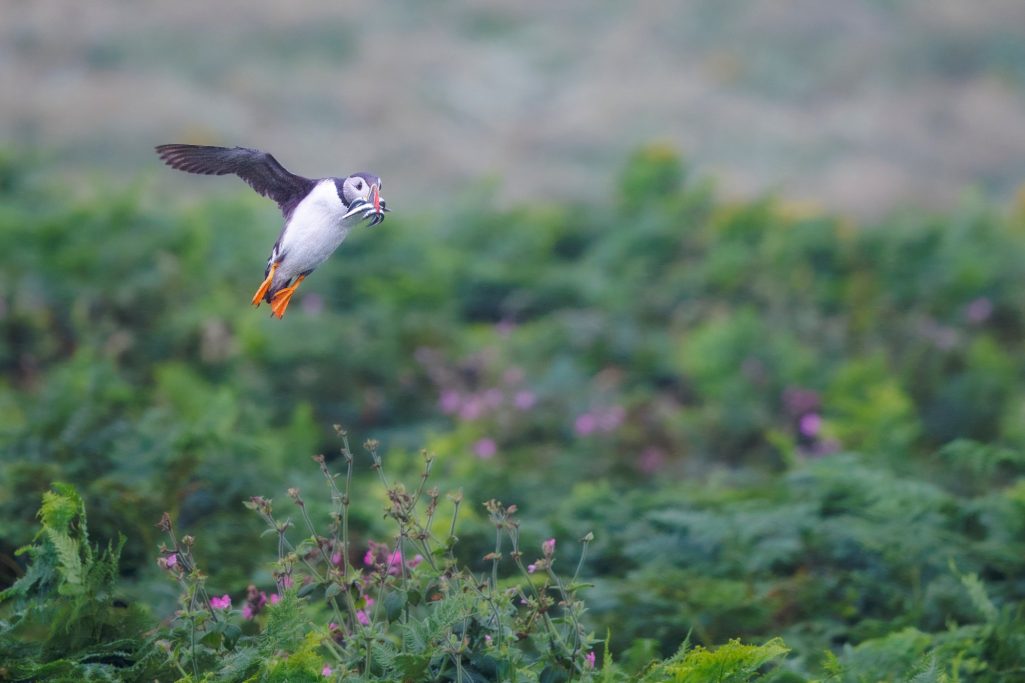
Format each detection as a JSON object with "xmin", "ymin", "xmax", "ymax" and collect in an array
[{"xmin": 355, "ymin": 180, "xmax": 363, "ymax": 191}]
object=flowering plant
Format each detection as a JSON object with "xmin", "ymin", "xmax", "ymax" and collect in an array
[{"xmin": 155, "ymin": 429, "xmax": 601, "ymax": 681}]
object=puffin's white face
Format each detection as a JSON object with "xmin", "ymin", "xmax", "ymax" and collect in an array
[{"xmin": 339, "ymin": 173, "xmax": 388, "ymax": 226}]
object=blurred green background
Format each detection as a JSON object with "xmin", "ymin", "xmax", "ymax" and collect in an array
[{"xmin": 3, "ymin": 2, "xmax": 1025, "ymax": 679}]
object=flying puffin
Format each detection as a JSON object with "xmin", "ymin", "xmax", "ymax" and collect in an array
[{"xmin": 155, "ymin": 143, "xmax": 388, "ymax": 319}]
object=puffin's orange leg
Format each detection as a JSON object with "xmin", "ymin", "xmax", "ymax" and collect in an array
[
  {"xmin": 251, "ymin": 262, "xmax": 280, "ymax": 307},
  {"xmin": 270, "ymin": 275, "xmax": 305, "ymax": 319}
]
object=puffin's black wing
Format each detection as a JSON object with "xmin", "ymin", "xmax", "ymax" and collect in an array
[{"xmin": 155, "ymin": 144, "xmax": 316, "ymax": 216}]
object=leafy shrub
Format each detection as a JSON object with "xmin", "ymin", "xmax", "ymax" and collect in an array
[
  {"xmin": 0, "ymin": 484, "xmax": 168, "ymax": 680},
  {"xmin": 1, "ymin": 441, "xmax": 790, "ymax": 682},
  {"xmin": 4, "ymin": 146, "xmax": 1025, "ymax": 678}
]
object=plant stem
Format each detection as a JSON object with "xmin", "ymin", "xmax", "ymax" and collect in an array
[
  {"xmin": 491, "ymin": 525, "xmax": 502, "ymax": 591},
  {"xmin": 188, "ymin": 586, "xmax": 199, "ymax": 679},
  {"xmin": 341, "ymin": 436, "xmax": 354, "ymax": 580},
  {"xmin": 448, "ymin": 491, "xmax": 462, "ymax": 548},
  {"xmin": 571, "ymin": 536, "xmax": 591, "ymax": 585}
]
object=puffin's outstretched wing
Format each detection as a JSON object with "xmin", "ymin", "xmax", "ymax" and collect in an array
[{"xmin": 155, "ymin": 144, "xmax": 316, "ymax": 216}]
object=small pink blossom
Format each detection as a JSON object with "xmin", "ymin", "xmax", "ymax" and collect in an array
[
  {"xmin": 542, "ymin": 538, "xmax": 556, "ymax": 557},
  {"xmin": 322, "ymin": 664, "xmax": 333, "ymax": 677},
  {"xmin": 598, "ymin": 405, "xmax": 625, "ymax": 432},
  {"xmin": 783, "ymin": 387, "xmax": 820, "ymax": 415},
  {"xmin": 527, "ymin": 563, "xmax": 537, "ymax": 574},
  {"xmin": 241, "ymin": 589, "xmax": 269, "ymax": 620},
  {"xmin": 485, "ymin": 634, "xmax": 493, "ymax": 645},
  {"xmin": 474, "ymin": 437, "xmax": 497, "ymax": 459},
  {"xmin": 503, "ymin": 367, "xmax": 525, "ymax": 384},
  {"xmin": 356, "ymin": 610, "xmax": 370, "ymax": 626},
  {"xmin": 439, "ymin": 390, "xmax": 462, "ymax": 414},
  {"xmin": 364, "ymin": 548, "xmax": 376, "ymax": 566},
  {"xmin": 387, "ymin": 549, "xmax": 404, "ymax": 574},
  {"xmin": 365, "ymin": 596, "xmax": 375, "ymax": 608},
  {"xmin": 459, "ymin": 397, "xmax": 484, "ymax": 421},
  {"xmin": 799, "ymin": 413, "xmax": 822, "ymax": 438},
  {"xmin": 210, "ymin": 594, "xmax": 232, "ymax": 610},
  {"xmin": 574, "ymin": 413, "xmax": 597, "ymax": 436},
  {"xmin": 585, "ymin": 651, "xmax": 596, "ymax": 669},
  {"xmin": 301, "ymin": 293, "xmax": 324, "ymax": 315},
  {"xmin": 331, "ymin": 552, "xmax": 342, "ymax": 566},
  {"xmin": 270, "ymin": 593, "xmax": 281, "ymax": 605},
  {"xmin": 638, "ymin": 447, "xmax": 666, "ymax": 474},
  {"xmin": 165, "ymin": 553, "xmax": 178, "ymax": 568},
  {"xmin": 483, "ymin": 388, "xmax": 504, "ymax": 408},
  {"xmin": 409, "ymin": 554, "xmax": 424, "ymax": 568},
  {"xmin": 280, "ymin": 575, "xmax": 293, "ymax": 589},
  {"xmin": 495, "ymin": 319, "xmax": 517, "ymax": 336},
  {"xmin": 514, "ymin": 390, "xmax": 536, "ymax": 410},
  {"xmin": 966, "ymin": 297, "xmax": 994, "ymax": 324}
]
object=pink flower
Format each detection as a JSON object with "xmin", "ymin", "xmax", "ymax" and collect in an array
[
  {"xmin": 459, "ymin": 397, "xmax": 484, "ymax": 421},
  {"xmin": 364, "ymin": 548, "xmax": 376, "ymax": 566},
  {"xmin": 483, "ymin": 388, "xmax": 504, "ymax": 408},
  {"xmin": 439, "ymin": 390, "xmax": 462, "ymax": 414},
  {"xmin": 322, "ymin": 664, "xmax": 333, "ymax": 677},
  {"xmin": 356, "ymin": 610, "xmax": 370, "ymax": 626},
  {"xmin": 542, "ymin": 538, "xmax": 556, "ymax": 557},
  {"xmin": 514, "ymin": 390, "xmax": 536, "ymax": 410},
  {"xmin": 301, "ymin": 293, "xmax": 324, "ymax": 315},
  {"xmin": 783, "ymin": 387, "xmax": 820, "ymax": 415},
  {"xmin": 485, "ymin": 635, "xmax": 493, "ymax": 645},
  {"xmin": 329, "ymin": 622, "xmax": 338, "ymax": 630},
  {"xmin": 473, "ymin": 437, "xmax": 497, "ymax": 460},
  {"xmin": 242, "ymin": 604, "xmax": 254, "ymax": 620},
  {"xmin": 409, "ymin": 554, "xmax": 424, "ymax": 568},
  {"xmin": 270, "ymin": 593, "xmax": 281, "ymax": 605},
  {"xmin": 387, "ymin": 549, "xmax": 404, "ymax": 574},
  {"xmin": 574, "ymin": 413, "xmax": 597, "ymax": 436},
  {"xmin": 527, "ymin": 563, "xmax": 537, "ymax": 574},
  {"xmin": 210, "ymin": 594, "xmax": 231, "ymax": 610},
  {"xmin": 585, "ymin": 651, "xmax": 596, "ymax": 669},
  {"xmin": 966, "ymin": 297, "xmax": 994, "ymax": 324},
  {"xmin": 598, "ymin": 406, "xmax": 625, "ymax": 432},
  {"xmin": 638, "ymin": 447, "xmax": 666, "ymax": 474},
  {"xmin": 331, "ymin": 552, "xmax": 342, "ymax": 566},
  {"xmin": 799, "ymin": 413, "xmax": 822, "ymax": 438},
  {"xmin": 364, "ymin": 596, "xmax": 375, "ymax": 608},
  {"xmin": 165, "ymin": 553, "xmax": 178, "ymax": 568},
  {"xmin": 503, "ymin": 367, "xmax": 525, "ymax": 384},
  {"xmin": 280, "ymin": 575, "xmax": 293, "ymax": 589}
]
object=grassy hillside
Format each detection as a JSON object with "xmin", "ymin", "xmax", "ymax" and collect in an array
[{"xmin": 5, "ymin": 1, "xmax": 1025, "ymax": 217}]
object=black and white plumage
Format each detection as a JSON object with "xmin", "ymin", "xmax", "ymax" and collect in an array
[{"xmin": 155, "ymin": 143, "xmax": 388, "ymax": 318}]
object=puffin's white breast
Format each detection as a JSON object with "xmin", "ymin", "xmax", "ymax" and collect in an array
[{"xmin": 276, "ymin": 179, "xmax": 356, "ymax": 278}]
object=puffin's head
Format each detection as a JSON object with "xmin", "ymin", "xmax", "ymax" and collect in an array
[{"xmin": 338, "ymin": 173, "xmax": 389, "ymax": 226}]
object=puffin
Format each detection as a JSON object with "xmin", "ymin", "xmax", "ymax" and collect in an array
[{"xmin": 155, "ymin": 143, "xmax": 388, "ymax": 319}]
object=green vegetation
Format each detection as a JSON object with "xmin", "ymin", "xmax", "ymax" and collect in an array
[{"xmin": 2, "ymin": 146, "xmax": 1025, "ymax": 680}]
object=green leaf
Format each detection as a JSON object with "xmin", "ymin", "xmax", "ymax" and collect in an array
[
  {"xmin": 383, "ymin": 590, "xmax": 407, "ymax": 620},
  {"xmin": 394, "ymin": 653, "xmax": 431, "ymax": 679},
  {"xmin": 222, "ymin": 623, "xmax": 242, "ymax": 650},
  {"xmin": 642, "ymin": 638, "xmax": 789, "ymax": 683},
  {"xmin": 540, "ymin": 664, "xmax": 571, "ymax": 683},
  {"xmin": 200, "ymin": 629, "xmax": 223, "ymax": 649}
]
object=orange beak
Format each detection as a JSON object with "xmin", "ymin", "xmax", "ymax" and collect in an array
[{"xmin": 371, "ymin": 184, "xmax": 380, "ymax": 213}]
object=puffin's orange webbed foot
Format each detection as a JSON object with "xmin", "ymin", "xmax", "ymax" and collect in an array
[
  {"xmin": 270, "ymin": 275, "xmax": 305, "ymax": 319},
  {"xmin": 251, "ymin": 262, "xmax": 279, "ymax": 307}
]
